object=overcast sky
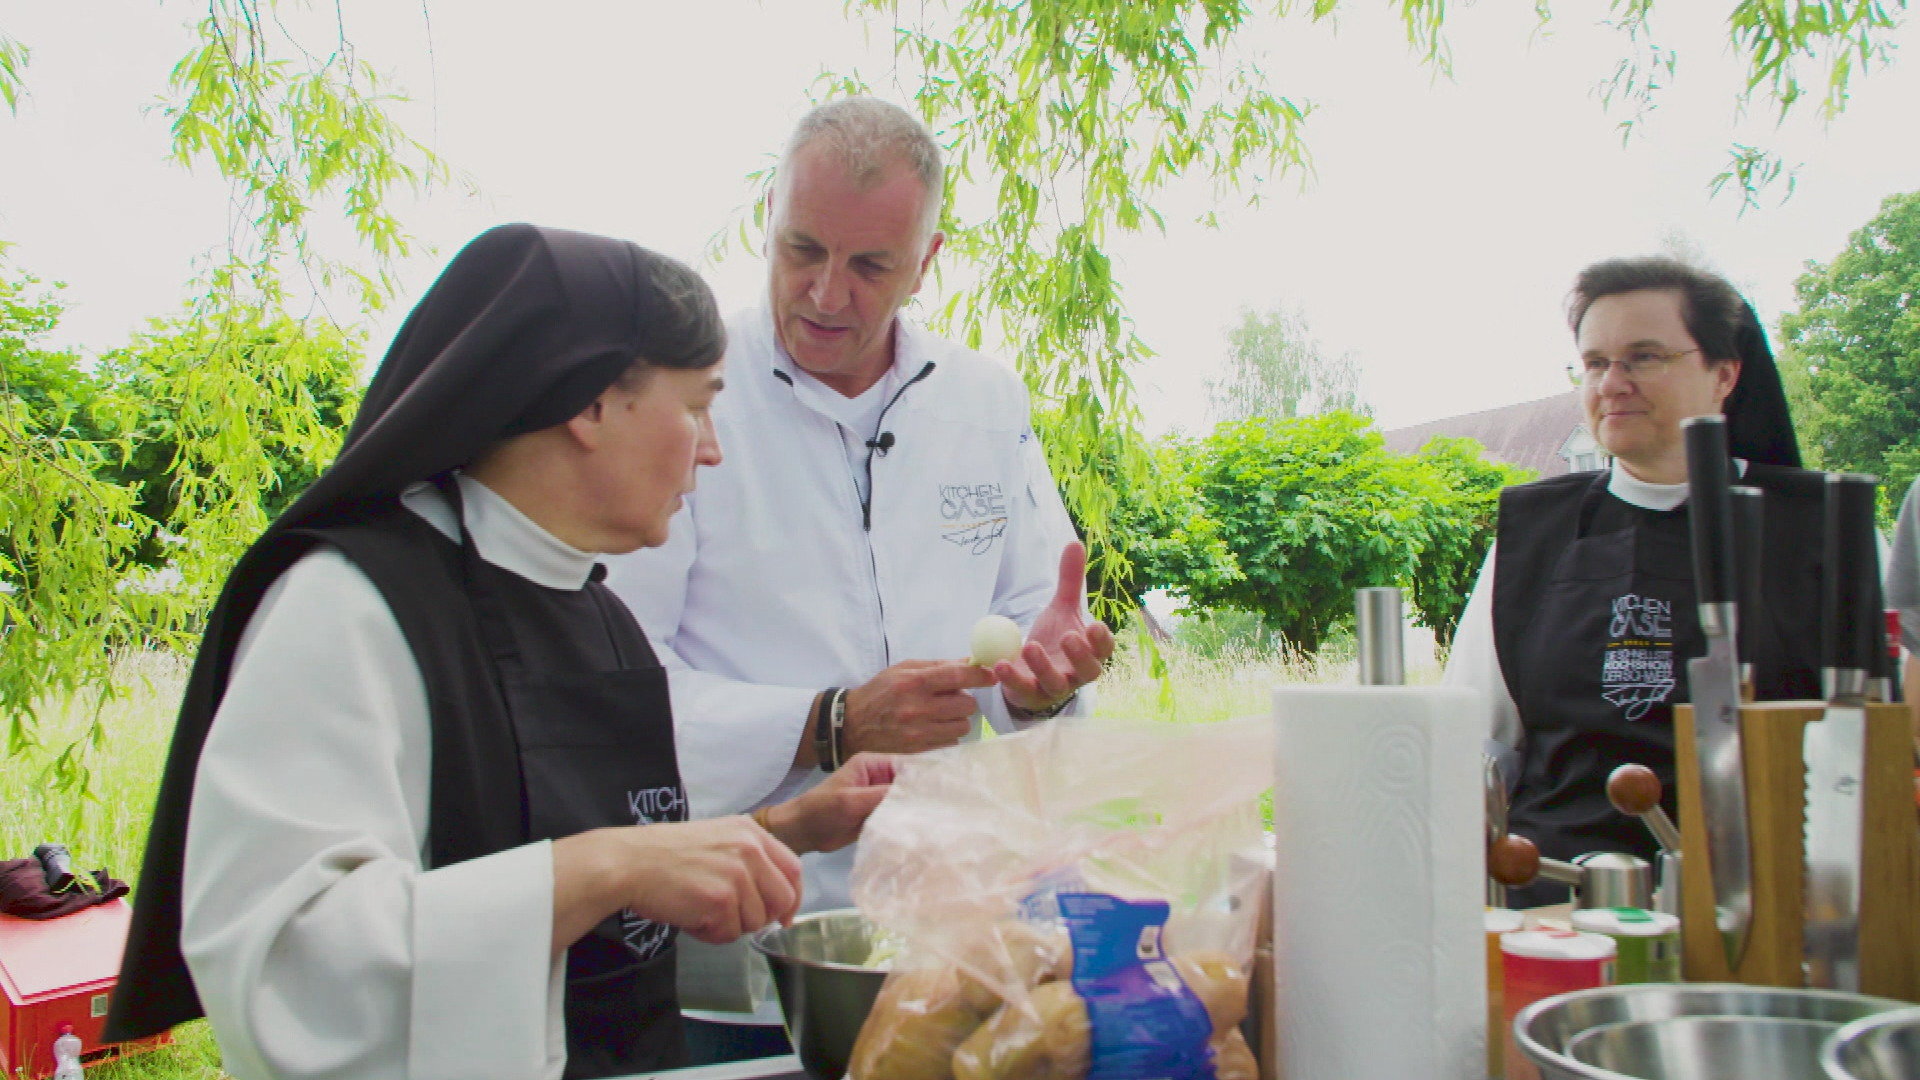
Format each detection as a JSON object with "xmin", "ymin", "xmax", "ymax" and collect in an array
[{"xmin": 2, "ymin": 2, "xmax": 1915, "ymax": 434}]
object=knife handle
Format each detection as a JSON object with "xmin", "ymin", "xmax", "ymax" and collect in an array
[
  {"xmin": 1822, "ymin": 473, "xmax": 1879, "ymax": 680},
  {"xmin": 1682, "ymin": 416, "xmax": 1736, "ymax": 606},
  {"xmin": 1731, "ymin": 486, "xmax": 1765, "ymax": 674}
]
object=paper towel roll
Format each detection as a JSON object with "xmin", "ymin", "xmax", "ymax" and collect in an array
[{"xmin": 1271, "ymin": 685, "xmax": 1486, "ymax": 1080}]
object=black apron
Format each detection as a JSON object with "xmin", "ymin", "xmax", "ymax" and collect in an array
[
  {"xmin": 1493, "ymin": 466, "xmax": 1826, "ymax": 906},
  {"xmin": 447, "ymin": 481, "xmax": 691, "ymax": 1077},
  {"xmin": 1500, "ymin": 474, "xmax": 1702, "ymax": 906}
]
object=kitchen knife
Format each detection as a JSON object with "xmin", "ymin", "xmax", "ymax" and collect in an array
[
  {"xmin": 1681, "ymin": 414, "xmax": 1753, "ymax": 972},
  {"xmin": 1804, "ymin": 472, "xmax": 1879, "ymax": 992},
  {"xmin": 1732, "ymin": 486, "xmax": 1765, "ymax": 702}
]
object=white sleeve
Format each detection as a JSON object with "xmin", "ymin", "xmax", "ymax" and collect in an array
[
  {"xmin": 601, "ymin": 503, "xmax": 816, "ymax": 817},
  {"xmin": 1442, "ymin": 542, "xmax": 1522, "ymax": 751},
  {"xmin": 1892, "ymin": 480, "xmax": 1920, "ymax": 655},
  {"xmin": 182, "ymin": 549, "xmax": 567, "ymax": 1080},
  {"xmin": 976, "ymin": 426, "xmax": 1098, "ymax": 734}
]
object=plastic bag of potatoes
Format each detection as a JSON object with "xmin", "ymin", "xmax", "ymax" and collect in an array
[{"xmin": 847, "ymin": 717, "xmax": 1272, "ymax": 1080}]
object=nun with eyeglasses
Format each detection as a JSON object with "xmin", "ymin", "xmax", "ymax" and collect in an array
[{"xmin": 1444, "ymin": 256, "xmax": 1827, "ymax": 908}]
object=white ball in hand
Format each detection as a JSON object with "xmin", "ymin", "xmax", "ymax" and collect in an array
[{"xmin": 970, "ymin": 615, "xmax": 1024, "ymax": 667}]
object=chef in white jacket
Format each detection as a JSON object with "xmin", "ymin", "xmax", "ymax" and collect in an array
[
  {"xmin": 106, "ymin": 225, "xmax": 896, "ymax": 1080},
  {"xmin": 605, "ymin": 96, "xmax": 1116, "ymax": 920}
]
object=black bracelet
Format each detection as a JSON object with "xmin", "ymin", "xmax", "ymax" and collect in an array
[
  {"xmin": 829, "ymin": 689, "xmax": 849, "ymax": 770},
  {"xmin": 813, "ymin": 689, "xmax": 840, "ymax": 773}
]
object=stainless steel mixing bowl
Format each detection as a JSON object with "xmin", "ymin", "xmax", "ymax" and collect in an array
[
  {"xmin": 1821, "ymin": 1005, "xmax": 1920, "ymax": 1080},
  {"xmin": 1515, "ymin": 983, "xmax": 1906, "ymax": 1080},
  {"xmin": 749, "ymin": 910, "xmax": 889, "ymax": 1080},
  {"xmin": 1565, "ymin": 1015, "xmax": 1839, "ymax": 1079}
]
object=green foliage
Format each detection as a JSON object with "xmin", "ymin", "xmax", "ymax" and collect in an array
[
  {"xmin": 0, "ymin": 262, "xmax": 160, "ymax": 763},
  {"xmin": 1085, "ymin": 433, "xmax": 1238, "ymax": 625},
  {"xmin": 1562, "ymin": 0, "xmax": 1906, "ymax": 210},
  {"xmin": 0, "ymin": 1, "xmax": 436, "ymax": 768},
  {"xmin": 1408, "ymin": 435, "xmax": 1535, "ymax": 651},
  {"xmin": 1780, "ymin": 189, "xmax": 1920, "ymax": 520},
  {"xmin": 1184, "ymin": 413, "xmax": 1444, "ymax": 652},
  {"xmin": 0, "ymin": 256, "xmax": 365, "ymax": 775},
  {"xmin": 0, "ymin": 34, "xmax": 26, "ymax": 115},
  {"xmin": 90, "ymin": 308, "xmax": 362, "ymax": 584},
  {"xmin": 782, "ymin": 0, "xmax": 1900, "ymax": 612},
  {"xmin": 1171, "ymin": 605, "xmax": 1288, "ymax": 659},
  {"xmin": 165, "ymin": 1, "xmax": 449, "ymax": 309},
  {"xmin": 1101, "ymin": 417, "xmax": 1526, "ymax": 655},
  {"xmin": 814, "ymin": 0, "xmax": 1321, "ymax": 603},
  {"xmin": 1209, "ymin": 305, "xmax": 1367, "ymax": 423}
]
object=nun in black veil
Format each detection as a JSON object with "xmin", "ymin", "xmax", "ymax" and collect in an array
[
  {"xmin": 1442, "ymin": 256, "xmax": 1823, "ymax": 907},
  {"xmin": 105, "ymin": 224, "xmax": 895, "ymax": 1079}
]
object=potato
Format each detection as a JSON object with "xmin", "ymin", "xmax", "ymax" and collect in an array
[
  {"xmin": 1209, "ymin": 1029, "xmax": 1259, "ymax": 1080},
  {"xmin": 1173, "ymin": 951, "xmax": 1250, "ymax": 1035},
  {"xmin": 850, "ymin": 966, "xmax": 989, "ymax": 1080},
  {"xmin": 955, "ymin": 921, "xmax": 1073, "ymax": 1015},
  {"xmin": 970, "ymin": 615, "xmax": 1024, "ymax": 667},
  {"xmin": 952, "ymin": 981, "xmax": 1091, "ymax": 1080}
]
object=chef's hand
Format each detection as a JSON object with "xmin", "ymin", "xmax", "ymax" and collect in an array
[
  {"xmin": 840, "ymin": 660, "xmax": 994, "ymax": 757},
  {"xmin": 994, "ymin": 541, "xmax": 1114, "ymax": 714},
  {"xmin": 765, "ymin": 753, "xmax": 899, "ymax": 855},
  {"xmin": 551, "ymin": 817, "xmax": 803, "ymax": 953}
]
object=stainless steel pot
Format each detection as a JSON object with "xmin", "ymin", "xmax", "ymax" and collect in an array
[
  {"xmin": 1821, "ymin": 1005, "xmax": 1920, "ymax": 1080},
  {"xmin": 1515, "ymin": 983, "xmax": 1905, "ymax": 1080},
  {"xmin": 748, "ymin": 910, "xmax": 889, "ymax": 1080}
]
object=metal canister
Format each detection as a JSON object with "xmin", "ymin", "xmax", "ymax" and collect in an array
[
  {"xmin": 1571, "ymin": 851, "xmax": 1653, "ymax": 910},
  {"xmin": 1571, "ymin": 907, "xmax": 1681, "ymax": 984},
  {"xmin": 1501, "ymin": 930, "xmax": 1617, "ymax": 1080},
  {"xmin": 1485, "ymin": 908, "xmax": 1525, "ymax": 1079}
]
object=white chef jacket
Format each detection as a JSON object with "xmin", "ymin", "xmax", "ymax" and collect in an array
[
  {"xmin": 603, "ymin": 304, "xmax": 1091, "ymax": 912},
  {"xmin": 181, "ymin": 475, "xmax": 577, "ymax": 1080}
]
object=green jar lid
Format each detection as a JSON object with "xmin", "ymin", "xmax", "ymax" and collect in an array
[{"xmin": 1572, "ymin": 907, "xmax": 1679, "ymax": 937}]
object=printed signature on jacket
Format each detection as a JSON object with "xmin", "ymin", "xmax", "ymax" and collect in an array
[{"xmin": 940, "ymin": 482, "xmax": 1008, "ymax": 555}]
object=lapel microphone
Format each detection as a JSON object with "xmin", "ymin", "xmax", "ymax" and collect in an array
[{"xmin": 866, "ymin": 432, "xmax": 896, "ymax": 455}]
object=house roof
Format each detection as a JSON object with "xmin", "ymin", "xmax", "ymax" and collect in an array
[{"xmin": 1382, "ymin": 390, "xmax": 1589, "ymax": 478}]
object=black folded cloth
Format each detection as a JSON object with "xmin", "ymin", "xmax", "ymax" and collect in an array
[{"xmin": 0, "ymin": 857, "xmax": 129, "ymax": 920}]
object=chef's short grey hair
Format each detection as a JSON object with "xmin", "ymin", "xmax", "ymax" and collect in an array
[{"xmin": 780, "ymin": 96, "xmax": 946, "ymax": 241}]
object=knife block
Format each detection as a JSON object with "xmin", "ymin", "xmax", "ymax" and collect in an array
[{"xmin": 1674, "ymin": 701, "xmax": 1920, "ymax": 999}]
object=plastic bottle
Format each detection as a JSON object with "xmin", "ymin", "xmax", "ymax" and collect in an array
[{"xmin": 52, "ymin": 1021, "xmax": 84, "ymax": 1079}]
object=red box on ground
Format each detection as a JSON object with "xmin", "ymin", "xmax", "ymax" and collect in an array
[{"xmin": 0, "ymin": 899, "xmax": 170, "ymax": 1079}]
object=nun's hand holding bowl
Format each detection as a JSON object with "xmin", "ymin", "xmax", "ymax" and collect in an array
[
  {"xmin": 551, "ymin": 816, "xmax": 804, "ymax": 951},
  {"xmin": 991, "ymin": 541, "xmax": 1115, "ymax": 716}
]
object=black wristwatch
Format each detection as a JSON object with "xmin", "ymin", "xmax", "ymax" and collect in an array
[{"xmin": 1007, "ymin": 689, "xmax": 1078, "ymax": 721}]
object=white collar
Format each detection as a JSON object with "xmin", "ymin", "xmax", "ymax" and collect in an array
[
  {"xmin": 400, "ymin": 473, "xmax": 599, "ymax": 591},
  {"xmin": 1607, "ymin": 458, "xmax": 1749, "ymax": 513},
  {"xmin": 759, "ymin": 303, "xmax": 913, "ymax": 398}
]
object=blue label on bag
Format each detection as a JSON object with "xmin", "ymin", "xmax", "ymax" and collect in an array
[{"xmin": 1059, "ymin": 893, "xmax": 1217, "ymax": 1080}]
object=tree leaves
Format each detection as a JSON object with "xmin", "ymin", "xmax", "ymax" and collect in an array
[
  {"xmin": 1, "ymin": 2, "xmax": 432, "ymax": 774},
  {"xmin": 0, "ymin": 35, "xmax": 28, "ymax": 116},
  {"xmin": 1208, "ymin": 305, "xmax": 1368, "ymax": 423},
  {"xmin": 1780, "ymin": 188, "xmax": 1920, "ymax": 521},
  {"xmin": 1098, "ymin": 413, "xmax": 1530, "ymax": 654}
]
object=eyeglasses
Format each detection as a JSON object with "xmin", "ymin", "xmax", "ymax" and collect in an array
[{"xmin": 1567, "ymin": 347, "xmax": 1703, "ymax": 386}]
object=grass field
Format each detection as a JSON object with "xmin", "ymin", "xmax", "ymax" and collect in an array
[
  {"xmin": 1, "ymin": 629, "xmax": 1415, "ymax": 1078},
  {"xmin": 1, "ymin": 652, "xmax": 229, "ymax": 1080}
]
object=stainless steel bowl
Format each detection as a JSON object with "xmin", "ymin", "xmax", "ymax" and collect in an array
[
  {"xmin": 749, "ymin": 910, "xmax": 889, "ymax": 1080},
  {"xmin": 1516, "ymin": 983, "xmax": 1906, "ymax": 1080},
  {"xmin": 1821, "ymin": 1005, "xmax": 1920, "ymax": 1080},
  {"xmin": 1566, "ymin": 1016, "xmax": 1839, "ymax": 1078}
]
